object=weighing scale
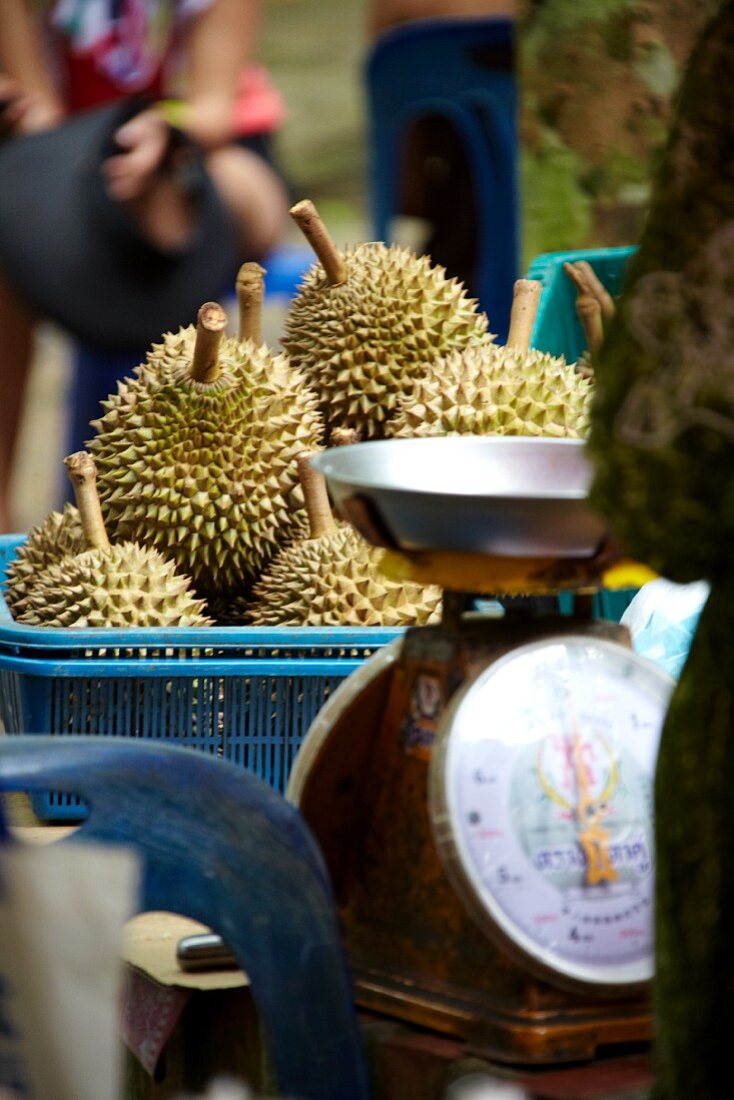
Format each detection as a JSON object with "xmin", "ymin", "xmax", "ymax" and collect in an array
[{"xmin": 287, "ymin": 436, "xmax": 672, "ymax": 1065}]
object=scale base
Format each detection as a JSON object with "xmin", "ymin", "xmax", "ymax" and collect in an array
[{"xmin": 354, "ymin": 967, "xmax": 650, "ymax": 1065}]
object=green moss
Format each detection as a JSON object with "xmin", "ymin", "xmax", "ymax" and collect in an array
[
  {"xmin": 634, "ymin": 40, "xmax": 679, "ymax": 97},
  {"xmin": 521, "ymin": 136, "xmax": 593, "ymax": 265},
  {"xmin": 653, "ymin": 585, "xmax": 734, "ymax": 1098},
  {"xmin": 523, "ymin": 0, "xmax": 638, "ymax": 55},
  {"xmin": 604, "ymin": 13, "xmax": 636, "ymax": 62},
  {"xmin": 587, "ymin": 5, "xmax": 734, "ymax": 1095},
  {"xmin": 584, "ymin": 149, "xmax": 651, "ymax": 198}
]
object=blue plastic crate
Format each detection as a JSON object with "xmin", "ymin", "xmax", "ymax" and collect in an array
[
  {"xmin": 0, "ymin": 536, "xmax": 401, "ymax": 821},
  {"xmin": 528, "ymin": 246, "xmax": 639, "ymax": 622}
]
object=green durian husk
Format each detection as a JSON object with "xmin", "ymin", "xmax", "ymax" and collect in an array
[
  {"xmin": 388, "ymin": 343, "xmax": 592, "ymax": 439},
  {"xmin": 246, "ymin": 523, "xmax": 442, "ymax": 627},
  {"xmin": 14, "ymin": 542, "xmax": 212, "ymax": 628},
  {"xmin": 282, "ymin": 242, "xmax": 489, "ymax": 441},
  {"xmin": 205, "ymin": 592, "xmax": 251, "ymax": 626},
  {"xmin": 88, "ymin": 333, "xmax": 324, "ymax": 597},
  {"xmin": 4, "ymin": 503, "xmax": 85, "ymax": 617}
]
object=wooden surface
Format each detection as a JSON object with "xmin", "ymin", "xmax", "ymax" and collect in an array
[
  {"xmin": 124, "ymin": 992, "xmax": 653, "ymax": 1100},
  {"xmin": 123, "ymin": 913, "xmax": 247, "ymax": 993}
]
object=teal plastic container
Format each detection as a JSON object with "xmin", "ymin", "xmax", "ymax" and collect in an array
[
  {"xmin": 528, "ymin": 246, "xmax": 638, "ymax": 623},
  {"xmin": 528, "ymin": 246, "xmax": 636, "ymax": 362}
]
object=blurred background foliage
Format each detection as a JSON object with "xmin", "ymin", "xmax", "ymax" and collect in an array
[
  {"xmin": 520, "ymin": 0, "xmax": 718, "ymax": 261},
  {"xmin": 259, "ymin": 0, "xmax": 718, "ymax": 257},
  {"xmin": 261, "ymin": 0, "xmax": 368, "ymax": 232}
]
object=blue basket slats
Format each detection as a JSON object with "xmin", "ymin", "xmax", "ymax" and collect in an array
[{"xmin": 0, "ymin": 535, "xmax": 401, "ymax": 820}]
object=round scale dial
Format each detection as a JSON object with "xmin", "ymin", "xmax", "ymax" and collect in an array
[{"xmin": 430, "ymin": 636, "xmax": 673, "ymax": 992}]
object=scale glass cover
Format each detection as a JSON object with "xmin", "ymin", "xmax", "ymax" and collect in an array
[{"xmin": 430, "ymin": 635, "xmax": 673, "ymax": 994}]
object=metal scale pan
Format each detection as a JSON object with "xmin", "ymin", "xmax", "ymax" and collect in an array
[{"xmin": 311, "ymin": 435, "xmax": 608, "ymax": 559}]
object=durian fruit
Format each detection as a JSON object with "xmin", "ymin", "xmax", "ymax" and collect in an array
[
  {"xmin": 246, "ymin": 452, "xmax": 442, "ymax": 627},
  {"xmin": 88, "ymin": 279, "xmax": 323, "ymax": 596},
  {"xmin": 388, "ymin": 279, "xmax": 592, "ymax": 439},
  {"xmin": 144, "ymin": 264, "xmax": 265, "ymax": 372},
  {"xmin": 15, "ymin": 453, "xmax": 212, "ymax": 628},
  {"xmin": 4, "ymin": 502, "xmax": 85, "ymax": 618},
  {"xmin": 281, "ymin": 200, "xmax": 489, "ymax": 440}
]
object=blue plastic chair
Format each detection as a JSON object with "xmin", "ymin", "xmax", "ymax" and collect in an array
[
  {"xmin": 0, "ymin": 738, "xmax": 370, "ymax": 1100},
  {"xmin": 366, "ymin": 17, "xmax": 518, "ymax": 340}
]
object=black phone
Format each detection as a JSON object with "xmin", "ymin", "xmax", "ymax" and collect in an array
[{"xmin": 176, "ymin": 933, "xmax": 238, "ymax": 972}]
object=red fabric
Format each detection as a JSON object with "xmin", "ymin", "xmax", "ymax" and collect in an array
[
  {"xmin": 56, "ymin": 41, "xmax": 282, "ymax": 136},
  {"xmin": 231, "ymin": 65, "xmax": 286, "ymax": 137},
  {"xmin": 57, "ymin": 43, "xmax": 164, "ymax": 113},
  {"xmin": 50, "ymin": 15, "xmax": 284, "ymax": 137},
  {"xmin": 120, "ymin": 967, "xmax": 191, "ymax": 1075}
]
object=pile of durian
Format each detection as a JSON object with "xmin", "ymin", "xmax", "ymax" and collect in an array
[{"xmin": 3, "ymin": 204, "xmax": 609, "ymax": 629}]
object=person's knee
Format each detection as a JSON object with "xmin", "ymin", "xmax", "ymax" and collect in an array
[{"xmin": 206, "ymin": 146, "xmax": 290, "ymax": 260}]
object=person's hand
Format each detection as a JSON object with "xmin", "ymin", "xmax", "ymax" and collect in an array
[
  {"xmin": 184, "ymin": 97, "xmax": 234, "ymax": 150},
  {"xmin": 103, "ymin": 108, "xmax": 171, "ymax": 202},
  {"xmin": 0, "ymin": 74, "xmax": 63, "ymax": 138}
]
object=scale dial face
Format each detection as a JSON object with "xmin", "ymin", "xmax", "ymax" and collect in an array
[{"xmin": 430, "ymin": 635, "xmax": 673, "ymax": 993}]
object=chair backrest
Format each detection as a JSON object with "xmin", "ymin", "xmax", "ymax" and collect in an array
[
  {"xmin": 366, "ymin": 17, "xmax": 518, "ymax": 340},
  {"xmin": 0, "ymin": 738, "xmax": 370, "ymax": 1100}
]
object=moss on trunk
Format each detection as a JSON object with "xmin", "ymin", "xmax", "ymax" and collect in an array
[
  {"xmin": 587, "ymin": 4, "xmax": 734, "ymax": 1096},
  {"xmin": 653, "ymin": 585, "xmax": 734, "ymax": 1098},
  {"xmin": 589, "ymin": 0, "xmax": 734, "ymax": 584},
  {"xmin": 520, "ymin": 0, "xmax": 718, "ymax": 259}
]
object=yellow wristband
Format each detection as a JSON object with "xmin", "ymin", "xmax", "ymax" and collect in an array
[{"xmin": 156, "ymin": 99, "xmax": 194, "ymax": 130}]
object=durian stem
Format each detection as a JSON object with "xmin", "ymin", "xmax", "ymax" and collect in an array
[
  {"xmin": 573, "ymin": 260, "xmax": 616, "ymax": 324},
  {"xmin": 290, "ymin": 200, "xmax": 347, "ymax": 286},
  {"xmin": 190, "ymin": 302, "xmax": 228, "ymax": 383},
  {"xmin": 237, "ymin": 262, "xmax": 265, "ymax": 344},
  {"xmin": 330, "ymin": 427, "xmax": 361, "ymax": 448},
  {"xmin": 564, "ymin": 262, "xmax": 605, "ymax": 357},
  {"xmin": 64, "ymin": 451, "xmax": 110, "ymax": 553},
  {"xmin": 577, "ymin": 296, "xmax": 604, "ymax": 358},
  {"xmin": 297, "ymin": 452, "xmax": 336, "ymax": 539},
  {"xmin": 506, "ymin": 279, "xmax": 542, "ymax": 352}
]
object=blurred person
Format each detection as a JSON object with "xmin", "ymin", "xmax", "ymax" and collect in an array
[{"xmin": 0, "ymin": 0, "xmax": 289, "ymax": 532}]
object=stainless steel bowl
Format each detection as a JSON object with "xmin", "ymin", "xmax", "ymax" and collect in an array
[{"xmin": 311, "ymin": 436, "xmax": 607, "ymax": 558}]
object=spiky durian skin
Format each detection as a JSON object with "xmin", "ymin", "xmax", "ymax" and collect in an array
[
  {"xmin": 13, "ymin": 542, "xmax": 212, "ymax": 628},
  {"xmin": 88, "ymin": 334, "xmax": 324, "ymax": 596},
  {"xmin": 388, "ymin": 344, "xmax": 592, "ymax": 439},
  {"xmin": 4, "ymin": 503, "xmax": 86, "ymax": 617},
  {"xmin": 205, "ymin": 592, "xmax": 251, "ymax": 625},
  {"xmin": 282, "ymin": 243, "xmax": 489, "ymax": 440},
  {"xmin": 246, "ymin": 524, "xmax": 442, "ymax": 627}
]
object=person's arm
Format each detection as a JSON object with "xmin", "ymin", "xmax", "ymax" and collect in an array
[
  {"xmin": 184, "ymin": 0, "xmax": 261, "ymax": 149},
  {"xmin": 105, "ymin": 0, "xmax": 261, "ymax": 201},
  {"xmin": 0, "ymin": 0, "xmax": 64, "ymax": 132}
]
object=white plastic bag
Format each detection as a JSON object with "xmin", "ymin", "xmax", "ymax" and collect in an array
[
  {"xmin": 621, "ymin": 578, "xmax": 709, "ymax": 679},
  {"xmin": 0, "ymin": 840, "xmax": 139, "ymax": 1100}
]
